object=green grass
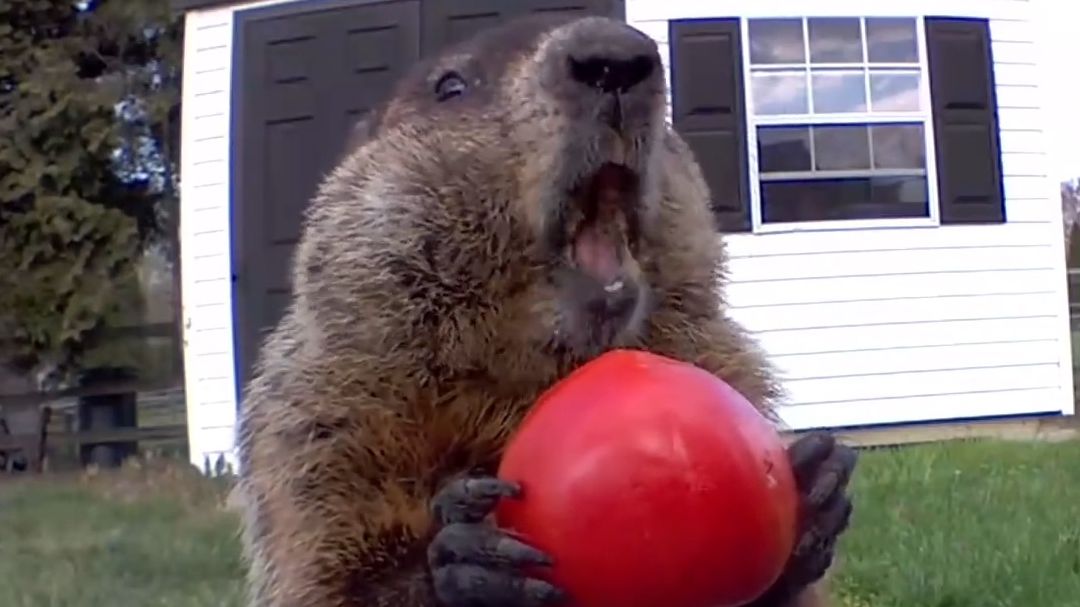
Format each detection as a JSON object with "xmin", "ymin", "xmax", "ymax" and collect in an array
[
  {"xmin": 832, "ymin": 438, "xmax": 1080, "ymax": 607},
  {"xmin": 1, "ymin": 439, "xmax": 1079, "ymax": 606},
  {"xmin": 0, "ymin": 459, "xmax": 245, "ymax": 607}
]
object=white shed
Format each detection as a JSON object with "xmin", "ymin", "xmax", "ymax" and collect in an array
[{"xmin": 174, "ymin": 0, "xmax": 1074, "ymax": 469}]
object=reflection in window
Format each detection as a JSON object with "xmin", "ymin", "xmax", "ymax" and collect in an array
[
  {"xmin": 866, "ymin": 17, "xmax": 919, "ymax": 63},
  {"xmin": 757, "ymin": 126, "xmax": 812, "ymax": 172},
  {"xmin": 813, "ymin": 125, "xmax": 871, "ymax": 171},
  {"xmin": 750, "ymin": 72, "xmax": 808, "ymax": 115},
  {"xmin": 761, "ymin": 176, "xmax": 930, "ymax": 223},
  {"xmin": 748, "ymin": 18, "xmax": 805, "ymax": 64},
  {"xmin": 870, "ymin": 72, "xmax": 921, "ymax": 111},
  {"xmin": 746, "ymin": 16, "xmax": 932, "ymax": 224},
  {"xmin": 871, "ymin": 124, "xmax": 926, "ymax": 169},
  {"xmin": 808, "ymin": 17, "xmax": 862, "ymax": 63},
  {"xmin": 810, "ymin": 71, "xmax": 867, "ymax": 113}
]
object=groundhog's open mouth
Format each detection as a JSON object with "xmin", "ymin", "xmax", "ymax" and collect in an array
[{"xmin": 568, "ymin": 162, "xmax": 641, "ymax": 286}]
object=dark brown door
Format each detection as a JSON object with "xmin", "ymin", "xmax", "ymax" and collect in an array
[
  {"xmin": 231, "ymin": 0, "xmax": 625, "ymax": 388},
  {"xmin": 232, "ymin": 0, "xmax": 422, "ymax": 387}
]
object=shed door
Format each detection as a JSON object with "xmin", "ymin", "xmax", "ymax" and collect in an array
[
  {"xmin": 232, "ymin": 1, "xmax": 422, "ymax": 387},
  {"xmin": 232, "ymin": 0, "xmax": 625, "ymax": 388}
]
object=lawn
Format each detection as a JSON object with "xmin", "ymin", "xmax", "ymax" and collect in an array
[{"xmin": 1, "ymin": 439, "xmax": 1079, "ymax": 607}]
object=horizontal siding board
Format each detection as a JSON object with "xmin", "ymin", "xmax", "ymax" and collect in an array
[
  {"xmin": 990, "ymin": 39, "xmax": 1036, "ymax": 64},
  {"xmin": 198, "ymin": 401, "xmax": 238, "ymax": 430},
  {"xmin": 190, "ymin": 228, "xmax": 230, "ymax": 252},
  {"xmin": 752, "ymin": 316, "xmax": 1060, "ymax": 356},
  {"xmin": 772, "ymin": 340, "xmax": 1059, "ymax": 380},
  {"xmin": 724, "ymin": 222, "xmax": 1051, "ymax": 257},
  {"xmin": 784, "ymin": 364, "xmax": 1060, "ymax": 405},
  {"xmin": 988, "ymin": 18, "xmax": 1034, "ymax": 43},
  {"xmin": 188, "ymin": 91, "xmax": 229, "ymax": 120},
  {"xmin": 778, "ymin": 388, "xmax": 1061, "ymax": 429},
  {"xmin": 189, "ymin": 67, "xmax": 230, "ymax": 95},
  {"xmin": 733, "ymin": 292, "xmax": 1056, "ymax": 332},
  {"xmin": 1003, "ymin": 175, "xmax": 1054, "ymax": 200},
  {"xmin": 726, "ymin": 268, "xmax": 1059, "ymax": 307},
  {"xmin": 188, "ymin": 327, "xmax": 233, "ymax": 356},
  {"xmin": 727, "ymin": 246, "xmax": 1053, "ymax": 281},
  {"xmin": 189, "ymin": 47, "xmax": 232, "ymax": 76},
  {"xmin": 190, "ymin": 252, "xmax": 231, "ymax": 283},
  {"xmin": 992, "ymin": 63, "xmax": 1042, "ymax": 87},
  {"xmin": 997, "ymin": 129, "xmax": 1044, "ymax": 153},
  {"xmin": 192, "ymin": 112, "xmax": 229, "ymax": 135},
  {"xmin": 185, "ymin": 162, "xmax": 229, "ymax": 192},
  {"xmin": 994, "ymin": 85, "xmax": 1040, "ymax": 110},
  {"xmin": 1000, "ymin": 151, "xmax": 1048, "ymax": 177},
  {"xmin": 197, "ymin": 426, "xmax": 240, "ymax": 456}
]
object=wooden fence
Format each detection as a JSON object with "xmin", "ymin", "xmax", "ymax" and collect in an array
[{"xmin": 0, "ymin": 383, "xmax": 188, "ymax": 474}]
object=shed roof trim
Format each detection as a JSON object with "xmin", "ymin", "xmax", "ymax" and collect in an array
[{"xmin": 172, "ymin": 0, "xmax": 245, "ymax": 12}]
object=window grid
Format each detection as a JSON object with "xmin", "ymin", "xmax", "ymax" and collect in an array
[{"xmin": 741, "ymin": 15, "xmax": 940, "ymax": 230}]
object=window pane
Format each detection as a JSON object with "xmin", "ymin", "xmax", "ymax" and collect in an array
[
  {"xmin": 760, "ymin": 176, "xmax": 930, "ymax": 222},
  {"xmin": 749, "ymin": 19, "xmax": 806, "ymax": 65},
  {"xmin": 757, "ymin": 126, "xmax": 812, "ymax": 172},
  {"xmin": 813, "ymin": 124, "xmax": 871, "ymax": 170},
  {"xmin": 808, "ymin": 17, "xmax": 863, "ymax": 64},
  {"xmin": 870, "ymin": 71, "xmax": 921, "ymax": 111},
  {"xmin": 871, "ymin": 124, "xmax": 926, "ymax": 169},
  {"xmin": 811, "ymin": 70, "xmax": 866, "ymax": 113},
  {"xmin": 866, "ymin": 17, "xmax": 918, "ymax": 63},
  {"xmin": 751, "ymin": 72, "xmax": 808, "ymax": 115}
]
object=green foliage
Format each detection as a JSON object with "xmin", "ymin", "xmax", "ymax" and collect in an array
[{"xmin": 0, "ymin": 0, "xmax": 184, "ymax": 383}]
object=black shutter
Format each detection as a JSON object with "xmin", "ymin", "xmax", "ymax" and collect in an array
[
  {"xmin": 669, "ymin": 18, "xmax": 751, "ymax": 233},
  {"xmin": 925, "ymin": 17, "xmax": 1006, "ymax": 224}
]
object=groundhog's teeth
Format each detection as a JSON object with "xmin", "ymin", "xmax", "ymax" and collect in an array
[
  {"xmin": 611, "ymin": 137, "xmax": 626, "ymax": 164},
  {"xmin": 604, "ymin": 279, "xmax": 624, "ymax": 293}
]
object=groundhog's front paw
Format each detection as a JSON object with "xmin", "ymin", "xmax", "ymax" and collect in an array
[
  {"xmin": 428, "ymin": 476, "xmax": 566, "ymax": 607},
  {"xmin": 783, "ymin": 431, "xmax": 857, "ymax": 588}
]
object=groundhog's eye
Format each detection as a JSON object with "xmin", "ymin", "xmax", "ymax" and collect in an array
[{"xmin": 434, "ymin": 71, "xmax": 468, "ymax": 102}]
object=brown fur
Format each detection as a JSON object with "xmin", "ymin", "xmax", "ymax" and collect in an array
[{"xmin": 235, "ymin": 14, "xmax": 829, "ymax": 607}]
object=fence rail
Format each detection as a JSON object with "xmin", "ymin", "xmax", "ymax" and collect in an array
[{"xmin": 0, "ymin": 385, "xmax": 188, "ymax": 474}]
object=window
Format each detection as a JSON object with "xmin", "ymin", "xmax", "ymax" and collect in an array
[
  {"xmin": 668, "ymin": 16, "xmax": 1006, "ymax": 234},
  {"xmin": 744, "ymin": 16, "xmax": 935, "ymax": 227}
]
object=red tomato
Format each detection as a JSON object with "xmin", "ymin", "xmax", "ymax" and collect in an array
[{"xmin": 495, "ymin": 349, "xmax": 798, "ymax": 607}]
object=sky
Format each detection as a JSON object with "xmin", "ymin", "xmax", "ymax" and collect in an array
[{"xmin": 1036, "ymin": 3, "xmax": 1080, "ymax": 182}]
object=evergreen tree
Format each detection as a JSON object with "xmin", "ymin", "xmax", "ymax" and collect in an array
[{"xmin": 0, "ymin": 0, "xmax": 183, "ymax": 389}]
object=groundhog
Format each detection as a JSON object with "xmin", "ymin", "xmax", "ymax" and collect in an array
[{"xmin": 235, "ymin": 13, "xmax": 857, "ymax": 607}]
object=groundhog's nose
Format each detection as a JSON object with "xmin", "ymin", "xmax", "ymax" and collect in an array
[
  {"xmin": 562, "ymin": 19, "xmax": 660, "ymax": 94},
  {"xmin": 569, "ymin": 55, "xmax": 655, "ymax": 93}
]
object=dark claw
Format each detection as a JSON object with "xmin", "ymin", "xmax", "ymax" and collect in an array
[
  {"xmin": 432, "ymin": 475, "xmax": 521, "ymax": 525},
  {"xmin": 763, "ymin": 432, "xmax": 858, "ymax": 600},
  {"xmin": 787, "ymin": 432, "xmax": 836, "ymax": 488},
  {"xmin": 793, "ymin": 494, "xmax": 852, "ymax": 558},
  {"xmin": 429, "ymin": 522, "xmax": 554, "ymax": 569},
  {"xmin": 804, "ymin": 444, "xmax": 858, "ymax": 508},
  {"xmin": 819, "ymin": 493, "xmax": 854, "ymax": 539},
  {"xmin": 432, "ymin": 564, "xmax": 566, "ymax": 607},
  {"xmin": 428, "ymin": 476, "xmax": 567, "ymax": 607}
]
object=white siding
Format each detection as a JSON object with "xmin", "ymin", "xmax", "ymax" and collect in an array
[
  {"xmin": 179, "ymin": 0, "xmax": 1073, "ymax": 464},
  {"xmin": 628, "ymin": 0, "xmax": 1075, "ymax": 429},
  {"xmin": 179, "ymin": 0, "xmax": 300, "ymax": 471}
]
